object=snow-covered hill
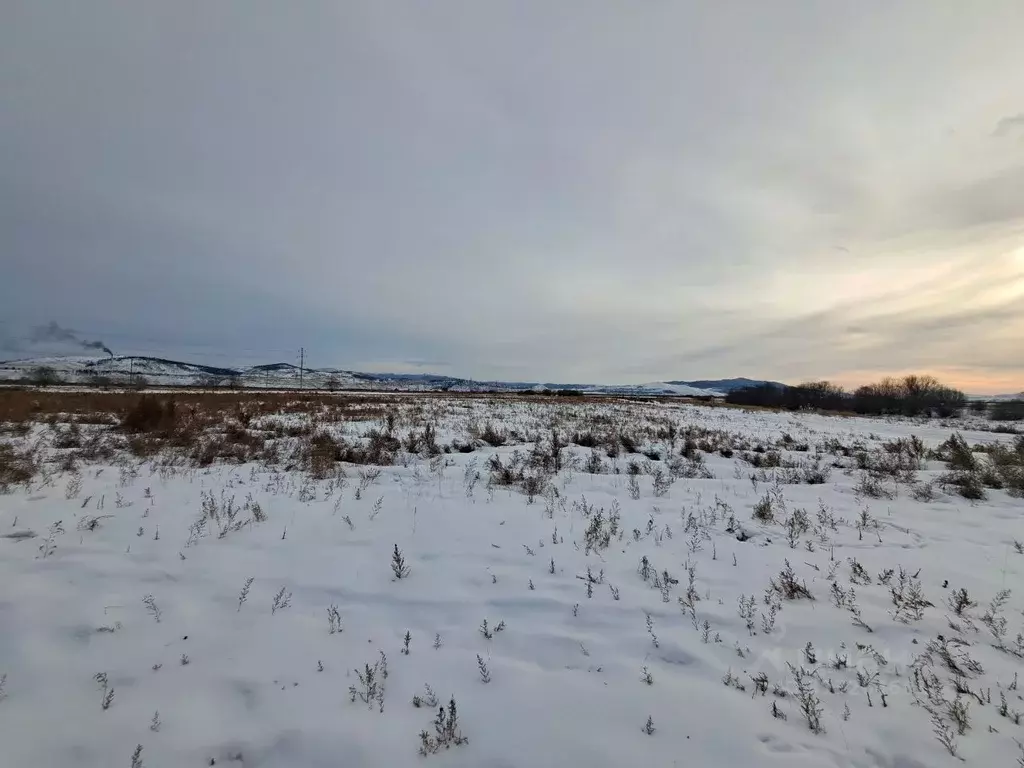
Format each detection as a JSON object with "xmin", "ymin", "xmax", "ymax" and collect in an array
[
  {"xmin": 0, "ymin": 355, "xmax": 728, "ymax": 396},
  {"xmin": 667, "ymin": 377, "xmax": 785, "ymax": 393}
]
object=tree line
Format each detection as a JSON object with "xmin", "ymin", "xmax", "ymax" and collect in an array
[{"xmin": 725, "ymin": 375, "xmax": 968, "ymax": 417}]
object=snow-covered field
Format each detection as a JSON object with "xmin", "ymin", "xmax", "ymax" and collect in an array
[{"xmin": 1, "ymin": 394, "xmax": 1023, "ymax": 768}]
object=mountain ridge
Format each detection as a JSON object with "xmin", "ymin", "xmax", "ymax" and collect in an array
[
  {"xmin": 666, "ymin": 377, "xmax": 785, "ymax": 393},
  {"xmin": 2, "ymin": 355, "xmax": 1018, "ymax": 398},
  {"xmin": 0, "ymin": 354, "xmax": 764, "ymax": 396}
]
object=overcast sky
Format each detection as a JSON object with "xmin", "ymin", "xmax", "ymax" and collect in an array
[{"xmin": 2, "ymin": 2, "xmax": 1023, "ymax": 392}]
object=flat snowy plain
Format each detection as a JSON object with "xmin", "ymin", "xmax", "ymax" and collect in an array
[{"xmin": 1, "ymin": 392, "xmax": 1022, "ymax": 768}]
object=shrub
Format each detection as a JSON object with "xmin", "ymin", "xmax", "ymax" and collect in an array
[
  {"xmin": 572, "ymin": 431, "xmax": 600, "ymax": 448},
  {"xmin": 418, "ymin": 697, "xmax": 468, "ymax": 755},
  {"xmin": 83, "ymin": 372, "xmax": 114, "ymax": 389},
  {"xmin": 30, "ymin": 366, "xmax": 62, "ymax": 387},
  {"xmin": 856, "ymin": 472, "xmax": 894, "ymax": 500},
  {"xmin": 479, "ymin": 423, "xmax": 507, "ymax": 447},
  {"xmin": 743, "ymin": 450, "xmax": 782, "ymax": 469},
  {"xmin": 52, "ymin": 422, "xmax": 82, "ymax": 449},
  {"xmin": 937, "ymin": 433, "xmax": 978, "ymax": 471},
  {"xmin": 520, "ymin": 472, "xmax": 548, "ymax": 502},
  {"xmin": 935, "ymin": 433, "xmax": 991, "ymax": 499},
  {"xmin": 309, "ymin": 432, "xmax": 340, "ymax": 478},
  {"xmin": 726, "ymin": 381, "xmax": 846, "ymax": 412},
  {"xmin": 991, "ymin": 400, "xmax": 1024, "ymax": 422},
  {"xmin": 727, "ymin": 374, "xmax": 966, "ymax": 417},
  {"xmin": 770, "ymin": 560, "xmax": 813, "ymax": 600},
  {"xmin": 911, "ymin": 481, "xmax": 939, "ymax": 502},
  {"xmin": 941, "ymin": 469, "xmax": 987, "ymax": 500},
  {"xmin": 121, "ymin": 395, "xmax": 177, "ymax": 434},
  {"xmin": 361, "ymin": 429, "xmax": 401, "ymax": 465},
  {"xmin": 752, "ymin": 493, "xmax": 775, "ymax": 523},
  {"xmin": 0, "ymin": 444, "xmax": 38, "ymax": 491},
  {"xmin": 314, "ymin": 430, "xmax": 400, "ymax": 467},
  {"xmin": 984, "ymin": 441, "xmax": 1024, "ymax": 496},
  {"xmin": 853, "ymin": 375, "xmax": 966, "ymax": 418}
]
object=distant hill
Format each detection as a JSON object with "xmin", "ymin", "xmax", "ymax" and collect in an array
[
  {"xmin": 0, "ymin": 354, "xmax": 746, "ymax": 397},
  {"xmin": 980, "ymin": 392, "xmax": 1024, "ymax": 401},
  {"xmin": 666, "ymin": 378, "xmax": 786, "ymax": 393}
]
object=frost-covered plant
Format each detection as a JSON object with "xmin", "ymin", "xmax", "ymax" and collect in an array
[
  {"xmin": 142, "ymin": 594, "xmax": 161, "ymax": 623},
  {"xmin": 350, "ymin": 657, "xmax": 387, "ymax": 711},
  {"xmin": 418, "ymin": 698, "xmax": 468, "ymax": 755},
  {"xmin": 646, "ymin": 613, "xmax": 659, "ymax": 648},
  {"xmin": 770, "ymin": 560, "xmax": 813, "ymax": 600},
  {"xmin": 412, "ymin": 684, "xmax": 439, "ymax": 709},
  {"xmin": 271, "ymin": 586, "xmax": 292, "ymax": 614},
  {"xmin": 327, "ymin": 604, "xmax": 342, "ymax": 634},
  {"xmin": 789, "ymin": 664, "xmax": 824, "ymax": 734},
  {"xmin": 476, "ymin": 654, "xmax": 491, "ymax": 683},
  {"xmin": 889, "ymin": 567, "xmax": 930, "ymax": 623}
]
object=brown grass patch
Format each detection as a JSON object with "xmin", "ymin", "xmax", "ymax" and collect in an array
[{"xmin": 0, "ymin": 443, "xmax": 38, "ymax": 491}]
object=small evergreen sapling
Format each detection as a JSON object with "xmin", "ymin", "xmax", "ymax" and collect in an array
[{"xmin": 391, "ymin": 544, "xmax": 410, "ymax": 579}]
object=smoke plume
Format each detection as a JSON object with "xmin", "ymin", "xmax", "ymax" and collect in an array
[{"xmin": 31, "ymin": 321, "xmax": 114, "ymax": 357}]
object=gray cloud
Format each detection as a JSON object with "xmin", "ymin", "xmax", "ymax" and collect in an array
[
  {"xmin": 994, "ymin": 113, "xmax": 1024, "ymax": 137},
  {"xmin": 2, "ymin": 1, "xmax": 1024, "ymax": 392}
]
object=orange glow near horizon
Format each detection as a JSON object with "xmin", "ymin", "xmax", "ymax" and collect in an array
[{"xmin": 829, "ymin": 368, "xmax": 1023, "ymax": 397}]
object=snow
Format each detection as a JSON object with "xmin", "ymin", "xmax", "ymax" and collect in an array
[
  {"xmin": 1, "ymin": 400, "xmax": 1023, "ymax": 768},
  {"xmin": 635, "ymin": 381, "xmax": 724, "ymax": 396}
]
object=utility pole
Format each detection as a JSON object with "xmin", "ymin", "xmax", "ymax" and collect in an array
[{"xmin": 299, "ymin": 348, "xmax": 304, "ymax": 390}]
